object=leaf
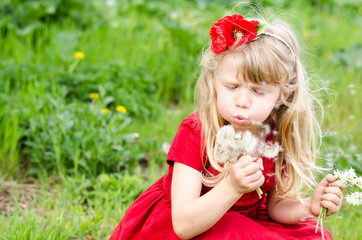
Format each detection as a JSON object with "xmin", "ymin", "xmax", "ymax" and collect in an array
[{"xmin": 256, "ymin": 23, "xmax": 268, "ymax": 36}]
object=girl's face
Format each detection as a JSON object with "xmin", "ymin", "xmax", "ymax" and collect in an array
[{"xmin": 215, "ymin": 53, "xmax": 282, "ymax": 133}]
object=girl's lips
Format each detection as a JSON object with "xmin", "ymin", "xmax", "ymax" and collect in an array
[{"xmin": 233, "ymin": 116, "xmax": 249, "ymax": 125}]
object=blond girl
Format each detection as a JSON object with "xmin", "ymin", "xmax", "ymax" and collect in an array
[{"xmin": 110, "ymin": 13, "xmax": 344, "ymax": 240}]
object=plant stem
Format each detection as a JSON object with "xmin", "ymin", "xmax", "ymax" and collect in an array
[
  {"xmin": 315, "ymin": 207, "xmax": 327, "ymax": 240},
  {"xmin": 68, "ymin": 58, "xmax": 80, "ymax": 74},
  {"xmin": 256, "ymin": 187, "xmax": 263, "ymax": 199}
]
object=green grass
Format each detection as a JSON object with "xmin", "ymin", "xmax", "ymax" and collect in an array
[{"xmin": 0, "ymin": 0, "xmax": 361, "ymax": 239}]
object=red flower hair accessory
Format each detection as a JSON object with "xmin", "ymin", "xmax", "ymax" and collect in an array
[{"xmin": 210, "ymin": 14, "xmax": 267, "ymax": 54}]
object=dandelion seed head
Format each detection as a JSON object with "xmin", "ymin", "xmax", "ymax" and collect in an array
[
  {"xmin": 170, "ymin": 11, "xmax": 179, "ymax": 20},
  {"xmin": 333, "ymin": 168, "xmax": 358, "ymax": 186},
  {"xmin": 355, "ymin": 176, "xmax": 362, "ymax": 186},
  {"xmin": 106, "ymin": 0, "xmax": 116, "ymax": 7},
  {"xmin": 215, "ymin": 126, "xmax": 260, "ymax": 163},
  {"xmin": 349, "ymin": 145, "xmax": 357, "ymax": 152},
  {"xmin": 262, "ymin": 142, "xmax": 283, "ymax": 158},
  {"xmin": 345, "ymin": 192, "xmax": 362, "ymax": 206}
]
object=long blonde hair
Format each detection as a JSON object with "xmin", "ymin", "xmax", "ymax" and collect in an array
[{"xmin": 195, "ymin": 18, "xmax": 322, "ymax": 198}]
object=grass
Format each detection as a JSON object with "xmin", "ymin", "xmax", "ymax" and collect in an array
[{"xmin": 0, "ymin": 0, "xmax": 361, "ymax": 239}]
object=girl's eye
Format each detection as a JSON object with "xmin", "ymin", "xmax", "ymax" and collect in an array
[
  {"xmin": 226, "ymin": 84, "xmax": 238, "ymax": 90},
  {"xmin": 253, "ymin": 88, "xmax": 265, "ymax": 95}
]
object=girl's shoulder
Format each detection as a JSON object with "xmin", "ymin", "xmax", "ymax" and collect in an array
[
  {"xmin": 166, "ymin": 111, "xmax": 204, "ymax": 171},
  {"xmin": 179, "ymin": 111, "xmax": 201, "ymax": 135}
]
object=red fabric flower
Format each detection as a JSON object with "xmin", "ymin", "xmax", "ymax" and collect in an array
[{"xmin": 210, "ymin": 14, "xmax": 260, "ymax": 54}]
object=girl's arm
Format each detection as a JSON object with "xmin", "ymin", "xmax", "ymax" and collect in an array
[
  {"xmin": 267, "ymin": 174, "xmax": 345, "ymax": 224},
  {"xmin": 171, "ymin": 155, "xmax": 264, "ymax": 239}
]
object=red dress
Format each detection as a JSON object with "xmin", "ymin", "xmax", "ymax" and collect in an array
[{"xmin": 109, "ymin": 113, "xmax": 332, "ymax": 240}]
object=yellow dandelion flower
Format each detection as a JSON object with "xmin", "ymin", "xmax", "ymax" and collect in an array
[
  {"xmin": 101, "ymin": 108, "xmax": 109, "ymax": 114},
  {"xmin": 74, "ymin": 51, "xmax": 85, "ymax": 59},
  {"xmin": 89, "ymin": 93, "xmax": 100, "ymax": 100},
  {"xmin": 303, "ymin": 30, "xmax": 310, "ymax": 38},
  {"xmin": 116, "ymin": 105, "xmax": 127, "ymax": 113}
]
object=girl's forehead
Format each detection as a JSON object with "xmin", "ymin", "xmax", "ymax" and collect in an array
[
  {"xmin": 217, "ymin": 54, "xmax": 238, "ymax": 76},
  {"xmin": 216, "ymin": 51, "xmax": 281, "ymax": 85}
]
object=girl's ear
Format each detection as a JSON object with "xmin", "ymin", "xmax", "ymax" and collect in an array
[{"xmin": 276, "ymin": 91, "xmax": 290, "ymax": 106}]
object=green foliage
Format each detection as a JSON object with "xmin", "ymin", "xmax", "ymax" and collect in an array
[
  {"xmin": 0, "ymin": 172, "xmax": 151, "ymax": 239},
  {"xmin": 0, "ymin": 0, "xmax": 361, "ymax": 238}
]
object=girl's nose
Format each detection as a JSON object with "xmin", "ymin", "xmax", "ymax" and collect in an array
[{"xmin": 235, "ymin": 89, "xmax": 251, "ymax": 108}]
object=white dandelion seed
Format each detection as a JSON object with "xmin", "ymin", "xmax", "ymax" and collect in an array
[
  {"xmin": 261, "ymin": 124, "xmax": 271, "ymax": 136},
  {"xmin": 162, "ymin": 142, "xmax": 171, "ymax": 154}
]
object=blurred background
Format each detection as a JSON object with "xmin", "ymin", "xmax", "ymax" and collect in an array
[{"xmin": 0, "ymin": 0, "xmax": 361, "ymax": 239}]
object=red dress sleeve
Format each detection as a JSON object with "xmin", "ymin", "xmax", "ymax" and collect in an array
[{"xmin": 166, "ymin": 113, "xmax": 204, "ymax": 172}]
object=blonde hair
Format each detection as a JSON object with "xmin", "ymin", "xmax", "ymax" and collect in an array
[{"xmin": 195, "ymin": 18, "xmax": 322, "ymax": 198}]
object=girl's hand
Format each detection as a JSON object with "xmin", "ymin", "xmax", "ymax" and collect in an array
[
  {"xmin": 226, "ymin": 155, "xmax": 264, "ymax": 195},
  {"xmin": 310, "ymin": 174, "xmax": 345, "ymax": 217}
]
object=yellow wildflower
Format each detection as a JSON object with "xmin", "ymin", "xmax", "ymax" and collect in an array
[
  {"xmin": 303, "ymin": 30, "xmax": 310, "ymax": 38},
  {"xmin": 101, "ymin": 108, "xmax": 109, "ymax": 114},
  {"xmin": 89, "ymin": 93, "xmax": 100, "ymax": 100},
  {"xmin": 116, "ymin": 105, "xmax": 127, "ymax": 113},
  {"xmin": 74, "ymin": 51, "xmax": 85, "ymax": 59}
]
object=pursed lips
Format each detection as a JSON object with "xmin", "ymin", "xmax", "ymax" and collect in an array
[{"xmin": 233, "ymin": 115, "xmax": 249, "ymax": 125}]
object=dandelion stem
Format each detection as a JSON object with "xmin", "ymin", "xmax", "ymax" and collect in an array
[
  {"xmin": 256, "ymin": 187, "xmax": 263, "ymax": 199},
  {"xmin": 68, "ymin": 58, "xmax": 80, "ymax": 74}
]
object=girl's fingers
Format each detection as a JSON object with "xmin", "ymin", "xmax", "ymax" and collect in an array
[
  {"xmin": 242, "ymin": 162, "xmax": 262, "ymax": 176},
  {"xmin": 325, "ymin": 186, "xmax": 344, "ymax": 199},
  {"xmin": 244, "ymin": 172, "xmax": 264, "ymax": 189},
  {"xmin": 321, "ymin": 200, "xmax": 339, "ymax": 216},
  {"xmin": 322, "ymin": 193, "xmax": 342, "ymax": 206},
  {"xmin": 244, "ymin": 169, "xmax": 263, "ymax": 182},
  {"xmin": 256, "ymin": 157, "xmax": 264, "ymax": 171},
  {"xmin": 234, "ymin": 155, "xmax": 255, "ymax": 168},
  {"xmin": 329, "ymin": 180, "xmax": 346, "ymax": 191}
]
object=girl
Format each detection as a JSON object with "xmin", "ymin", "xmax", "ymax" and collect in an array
[{"xmin": 110, "ymin": 13, "xmax": 345, "ymax": 240}]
